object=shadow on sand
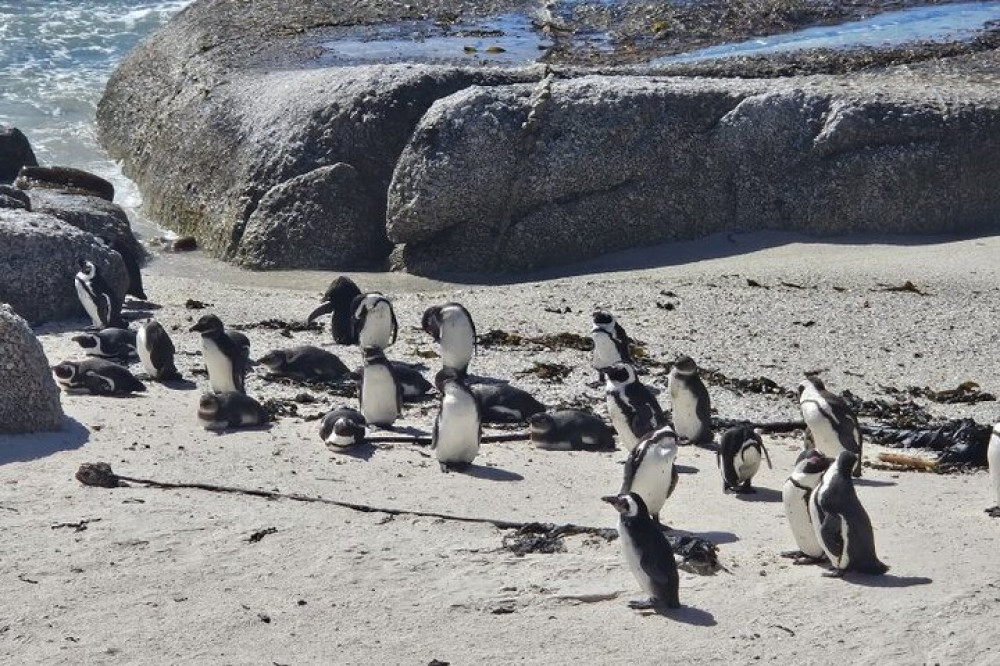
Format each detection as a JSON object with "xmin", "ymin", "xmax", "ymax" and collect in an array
[
  {"xmin": 843, "ymin": 573, "xmax": 933, "ymax": 588},
  {"xmin": 641, "ymin": 605, "xmax": 717, "ymax": 626},
  {"xmin": 854, "ymin": 478, "xmax": 897, "ymax": 488},
  {"xmin": 462, "ymin": 464, "xmax": 524, "ymax": 482},
  {"xmin": 733, "ymin": 486, "xmax": 782, "ymax": 503},
  {"xmin": 333, "ymin": 442, "xmax": 377, "ymax": 461},
  {"xmin": 0, "ymin": 416, "xmax": 90, "ymax": 466}
]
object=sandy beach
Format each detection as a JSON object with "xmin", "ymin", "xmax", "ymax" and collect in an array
[{"xmin": 3, "ymin": 231, "xmax": 1000, "ymax": 665}]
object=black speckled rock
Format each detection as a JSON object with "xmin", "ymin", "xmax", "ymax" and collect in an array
[{"xmin": 0, "ymin": 304, "xmax": 63, "ymax": 433}]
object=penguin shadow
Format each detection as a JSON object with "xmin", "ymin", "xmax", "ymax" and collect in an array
[
  {"xmin": 377, "ymin": 424, "xmax": 430, "ymax": 438},
  {"xmin": 731, "ymin": 486, "xmax": 782, "ymax": 503},
  {"xmin": 461, "ymin": 464, "xmax": 524, "ymax": 482},
  {"xmin": 207, "ymin": 423, "xmax": 274, "ymax": 436},
  {"xmin": 466, "ymin": 374, "xmax": 509, "ymax": 386},
  {"xmin": 0, "ymin": 416, "xmax": 90, "ymax": 466},
  {"xmin": 336, "ymin": 442, "xmax": 377, "ymax": 461},
  {"xmin": 853, "ymin": 478, "xmax": 897, "ymax": 488},
  {"xmin": 154, "ymin": 377, "xmax": 198, "ymax": 391},
  {"xmin": 665, "ymin": 527, "xmax": 740, "ymax": 546},
  {"xmin": 640, "ymin": 605, "xmax": 717, "ymax": 626},
  {"xmin": 674, "ymin": 464, "xmax": 699, "ymax": 475},
  {"xmin": 122, "ymin": 299, "xmax": 162, "ymax": 311},
  {"xmin": 841, "ymin": 573, "xmax": 933, "ymax": 588}
]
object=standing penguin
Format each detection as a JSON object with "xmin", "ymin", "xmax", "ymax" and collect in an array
[
  {"xmin": 74, "ymin": 259, "xmax": 123, "ymax": 329},
  {"xmin": 620, "ymin": 425, "xmax": 680, "ymax": 526},
  {"xmin": 798, "ymin": 376, "xmax": 863, "ymax": 476},
  {"xmin": 809, "ymin": 451, "xmax": 888, "ymax": 576},
  {"xmin": 71, "ymin": 328, "xmax": 136, "ymax": 359},
  {"xmin": 422, "ymin": 302, "xmax": 476, "ymax": 376},
  {"xmin": 987, "ymin": 423, "xmax": 1000, "ymax": 518},
  {"xmin": 319, "ymin": 406, "xmax": 367, "ymax": 450},
  {"xmin": 717, "ymin": 425, "xmax": 771, "ymax": 493},
  {"xmin": 668, "ymin": 356, "xmax": 712, "ymax": 446},
  {"xmin": 590, "ymin": 310, "xmax": 632, "ymax": 372},
  {"xmin": 352, "ymin": 293, "xmax": 398, "ymax": 350},
  {"xmin": 307, "ymin": 276, "xmax": 361, "ymax": 345},
  {"xmin": 136, "ymin": 320, "xmax": 181, "ymax": 381},
  {"xmin": 602, "ymin": 492, "xmax": 680, "ymax": 610},
  {"xmin": 190, "ymin": 314, "xmax": 248, "ymax": 394},
  {"xmin": 781, "ymin": 449, "xmax": 833, "ymax": 564},
  {"xmin": 604, "ymin": 362, "xmax": 666, "ymax": 451},
  {"xmin": 432, "ymin": 368, "xmax": 482, "ymax": 472},
  {"xmin": 359, "ymin": 347, "xmax": 402, "ymax": 427}
]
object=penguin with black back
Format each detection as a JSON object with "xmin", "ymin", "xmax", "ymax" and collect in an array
[
  {"xmin": 352, "ymin": 292, "xmax": 398, "ymax": 350},
  {"xmin": 319, "ymin": 406, "xmax": 367, "ymax": 450},
  {"xmin": 307, "ymin": 276, "xmax": 361, "ymax": 344},
  {"xmin": 668, "ymin": 355, "xmax": 713, "ymax": 446},
  {"xmin": 258, "ymin": 345, "xmax": 350, "ymax": 383},
  {"xmin": 470, "ymin": 383, "xmax": 545, "ymax": 423},
  {"xmin": 798, "ymin": 375, "xmax": 863, "ymax": 476},
  {"xmin": 602, "ymin": 492, "xmax": 680, "ymax": 610},
  {"xmin": 604, "ymin": 362, "xmax": 666, "ymax": 451},
  {"xmin": 198, "ymin": 392, "xmax": 270, "ymax": 430},
  {"xmin": 809, "ymin": 451, "xmax": 888, "ymax": 576},
  {"xmin": 432, "ymin": 367, "xmax": 482, "ymax": 472},
  {"xmin": 717, "ymin": 425, "xmax": 771, "ymax": 493},
  {"xmin": 52, "ymin": 358, "xmax": 145, "ymax": 396},
  {"xmin": 621, "ymin": 425, "xmax": 680, "ymax": 526},
  {"xmin": 136, "ymin": 320, "xmax": 181, "ymax": 381},
  {"xmin": 528, "ymin": 410, "xmax": 615, "ymax": 451},
  {"xmin": 781, "ymin": 449, "xmax": 833, "ymax": 564},
  {"xmin": 422, "ymin": 302, "xmax": 476, "ymax": 376},
  {"xmin": 359, "ymin": 347, "xmax": 402, "ymax": 427},
  {"xmin": 74, "ymin": 259, "xmax": 123, "ymax": 329},
  {"xmin": 71, "ymin": 328, "xmax": 136, "ymax": 359},
  {"xmin": 590, "ymin": 310, "xmax": 632, "ymax": 372},
  {"xmin": 190, "ymin": 314, "xmax": 248, "ymax": 394}
]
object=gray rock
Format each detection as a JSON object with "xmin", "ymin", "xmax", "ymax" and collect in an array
[
  {"xmin": 28, "ymin": 189, "xmax": 147, "ymax": 298},
  {"xmin": 0, "ymin": 126, "xmax": 37, "ymax": 183},
  {"xmin": 0, "ymin": 210, "xmax": 128, "ymax": 325},
  {"xmin": 387, "ymin": 76, "xmax": 1000, "ymax": 274},
  {"xmin": 0, "ymin": 304, "xmax": 63, "ymax": 433},
  {"xmin": 96, "ymin": 0, "xmax": 539, "ymax": 268},
  {"xmin": 235, "ymin": 163, "xmax": 389, "ymax": 270},
  {"xmin": 15, "ymin": 166, "xmax": 115, "ymax": 201}
]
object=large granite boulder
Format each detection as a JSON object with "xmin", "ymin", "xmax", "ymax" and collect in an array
[
  {"xmin": 0, "ymin": 126, "xmax": 37, "ymax": 183},
  {"xmin": 0, "ymin": 210, "xmax": 128, "ymax": 325},
  {"xmin": 28, "ymin": 189, "xmax": 147, "ymax": 298},
  {"xmin": 0, "ymin": 304, "xmax": 63, "ymax": 433},
  {"xmin": 387, "ymin": 75, "xmax": 1000, "ymax": 273},
  {"xmin": 235, "ymin": 163, "xmax": 389, "ymax": 270}
]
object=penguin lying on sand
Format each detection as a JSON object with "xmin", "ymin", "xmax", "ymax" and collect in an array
[
  {"xmin": 71, "ymin": 328, "xmax": 136, "ymax": 359},
  {"xmin": 319, "ymin": 406, "xmax": 366, "ymax": 450},
  {"xmin": 528, "ymin": 410, "xmax": 615, "ymax": 451},
  {"xmin": 259, "ymin": 345, "xmax": 350, "ymax": 383},
  {"xmin": 52, "ymin": 358, "xmax": 145, "ymax": 396},
  {"xmin": 198, "ymin": 392, "xmax": 270, "ymax": 430}
]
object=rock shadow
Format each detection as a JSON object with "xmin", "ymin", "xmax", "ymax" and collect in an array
[{"xmin": 0, "ymin": 416, "xmax": 90, "ymax": 466}]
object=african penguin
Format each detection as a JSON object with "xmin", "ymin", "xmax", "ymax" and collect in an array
[
  {"xmin": 197, "ymin": 392, "xmax": 270, "ymax": 430},
  {"xmin": 307, "ymin": 276, "xmax": 361, "ymax": 345},
  {"xmin": 717, "ymin": 425, "xmax": 771, "ymax": 493},
  {"xmin": 470, "ymin": 383, "xmax": 545, "ymax": 423},
  {"xmin": 602, "ymin": 492, "xmax": 680, "ymax": 610},
  {"xmin": 987, "ymin": 423, "xmax": 1000, "ymax": 517},
  {"xmin": 258, "ymin": 345, "xmax": 350, "ymax": 383},
  {"xmin": 798, "ymin": 376, "xmax": 863, "ymax": 476},
  {"xmin": 71, "ymin": 328, "xmax": 136, "ymax": 359},
  {"xmin": 604, "ymin": 362, "xmax": 666, "ymax": 451},
  {"xmin": 590, "ymin": 310, "xmax": 632, "ymax": 371},
  {"xmin": 422, "ymin": 302, "xmax": 476, "ymax": 375},
  {"xmin": 432, "ymin": 367, "xmax": 482, "ymax": 472},
  {"xmin": 389, "ymin": 361, "xmax": 433, "ymax": 401},
  {"xmin": 136, "ymin": 320, "xmax": 181, "ymax": 381},
  {"xmin": 620, "ymin": 425, "xmax": 679, "ymax": 525},
  {"xmin": 319, "ymin": 406, "xmax": 367, "ymax": 450},
  {"xmin": 190, "ymin": 314, "xmax": 248, "ymax": 394},
  {"xmin": 781, "ymin": 449, "xmax": 833, "ymax": 564},
  {"xmin": 668, "ymin": 355, "xmax": 712, "ymax": 446},
  {"xmin": 528, "ymin": 410, "xmax": 615, "ymax": 451},
  {"xmin": 103, "ymin": 236, "xmax": 147, "ymax": 300},
  {"xmin": 52, "ymin": 359, "xmax": 145, "ymax": 396},
  {"xmin": 74, "ymin": 259, "xmax": 123, "ymax": 329},
  {"xmin": 359, "ymin": 347, "xmax": 402, "ymax": 427},
  {"xmin": 809, "ymin": 451, "xmax": 888, "ymax": 576},
  {"xmin": 352, "ymin": 293, "xmax": 398, "ymax": 350}
]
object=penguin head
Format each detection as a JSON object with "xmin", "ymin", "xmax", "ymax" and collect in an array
[
  {"xmin": 190, "ymin": 314, "xmax": 224, "ymax": 334},
  {"xmin": 603, "ymin": 362, "xmax": 636, "ymax": 385},
  {"xmin": 323, "ymin": 275, "xmax": 361, "ymax": 304},
  {"xmin": 198, "ymin": 392, "xmax": 222, "ymax": 416},
  {"xmin": 601, "ymin": 492, "xmax": 647, "ymax": 518},
  {"xmin": 332, "ymin": 417, "xmax": 364, "ymax": 439},
  {"xmin": 434, "ymin": 367, "xmax": 464, "ymax": 392},
  {"xmin": 835, "ymin": 451, "xmax": 858, "ymax": 476},
  {"xmin": 51, "ymin": 362, "xmax": 80, "ymax": 384},
  {"xmin": 797, "ymin": 449, "xmax": 833, "ymax": 476},
  {"xmin": 76, "ymin": 259, "xmax": 96, "ymax": 278},
  {"xmin": 672, "ymin": 355, "xmax": 698, "ymax": 375},
  {"xmin": 421, "ymin": 306, "xmax": 442, "ymax": 341},
  {"xmin": 798, "ymin": 375, "xmax": 825, "ymax": 396},
  {"xmin": 71, "ymin": 334, "xmax": 98, "ymax": 350},
  {"xmin": 257, "ymin": 349, "xmax": 287, "ymax": 370},
  {"xmin": 645, "ymin": 424, "xmax": 680, "ymax": 452},
  {"xmin": 362, "ymin": 347, "xmax": 388, "ymax": 365},
  {"xmin": 592, "ymin": 310, "xmax": 614, "ymax": 326},
  {"xmin": 527, "ymin": 412, "xmax": 555, "ymax": 434}
]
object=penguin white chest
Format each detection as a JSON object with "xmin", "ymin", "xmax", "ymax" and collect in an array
[
  {"xmin": 782, "ymin": 479, "xmax": 824, "ymax": 558},
  {"xmin": 75, "ymin": 279, "xmax": 102, "ymax": 328},
  {"xmin": 619, "ymin": 521, "xmax": 654, "ymax": 596},
  {"xmin": 801, "ymin": 400, "xmax": 842, "ymax": 457},
  {"xmin": 592, "ymin": 332, "xmax": 620, "ymax": 369},
  {"xmin": 359, "ymin": 306, "xmax": 393, "ymax": 349},
  {"xmin": 670, "ymin": 382, "xmax": 702, "ymax": 441},
  {"xmin": 203, "ymin": 338, "xmax": 238, "ymax": 393},
  {"xmin": 607, "ymin": 394, "xmax": 638, "ymax": 451},
  {"xmin": 737, "ymin": 445, "xmax": 762, "ymax": 482},
  {"xmin": 439, "ymin": 316, "xmax": 475, "ymax": 370},
  {"xmin": 988, "ymin": 428, "xmax": 1000, "ymax": 507},
  {"xmin": 629, "ymin": 453, "xmax": 675, "ymax": 517},
  {"xmin": 136, "ymin": 327, "xmax": 155, "ymax": 377},
  {"xmin": 361, "ymin": 365, "xmax": 398, "ymax": 426},
  {"xmin": 435, "ymin": 392, "xmax": 480, "ymax": 464}
]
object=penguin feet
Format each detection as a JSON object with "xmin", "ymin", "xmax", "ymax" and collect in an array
[
  {"xmin": 986, "ymin": 506, "xmax": 1000, "ymax": 518},
  {"xmin": 735, "ymin": 484, "xmax": 756, "ymax": 494},
  {"xmin": 779, "ymin": 550, "xmax": 805, "ymax": 560},
  {"xmin": 793, "ymin": 555, "xmax": 826, "ymax": 566},
  {"xmin": 821, "ymin": 568, "xmax": 846, "ymax": 578},
  {"xmin": 627, "ymin": 598, "xmax": 658, "ymax": 611}
]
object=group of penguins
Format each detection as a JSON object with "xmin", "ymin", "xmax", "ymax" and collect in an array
[{"xmin": 58, "ymin": 262, "xmax": 1000, "ymax": 612}]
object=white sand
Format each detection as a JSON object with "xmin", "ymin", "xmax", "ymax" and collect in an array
[{"xmin": 4, "ymin": 231, "xmax": 999, "ymax": 664}]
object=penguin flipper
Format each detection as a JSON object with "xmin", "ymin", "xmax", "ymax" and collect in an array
[
  {"xmin": 819, "ymin": 513, "xmax": 845, "ymax": 561},
  {"xmin": 431, "ymin": 413, "xmax": 440, "ymax": 450},
  {"xmin": 667, "ymin": 465, "xmax": 679, "ymax": 499}
]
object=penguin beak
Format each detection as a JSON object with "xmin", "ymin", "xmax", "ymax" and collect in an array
[
  {"xmin": 601, "ymin": 495, "xmax": 628, "ymax": 513},
  {"xmin": 306, "ymin": 301, "xmax": 334, "ymax": 323},
  {"xmin": 189, "ymin": 322, "xmax": 204, "ymax": 333}
]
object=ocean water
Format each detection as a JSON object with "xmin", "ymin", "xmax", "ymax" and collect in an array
[{"xmin": 0, "ymin": 0, "xmax": 191, "ymax": 210}]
